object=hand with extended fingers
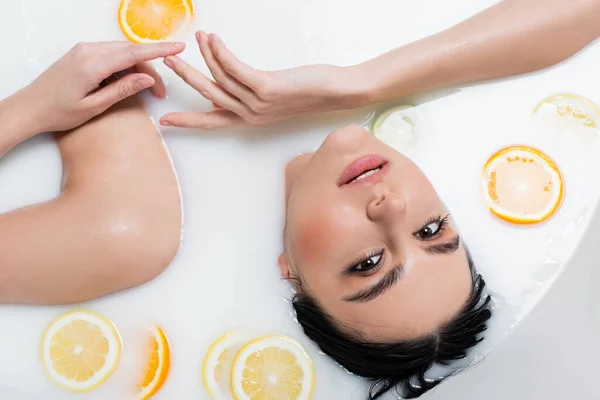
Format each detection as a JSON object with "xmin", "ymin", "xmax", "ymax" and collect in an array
[{"xmin": 160, "ymin": 31, "xmax": 360, "ymax": 130}]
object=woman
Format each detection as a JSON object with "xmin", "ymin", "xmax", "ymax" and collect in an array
[
  {"xmin": 161, "ymin": 0, "xmax": 600, "ymax": 398},
  {"xmin": 0, "ymin": 41, "xmax": 185, "ymax": 304}
]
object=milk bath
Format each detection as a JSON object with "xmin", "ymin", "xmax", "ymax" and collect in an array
[{"xmin": 1, "ymin": 0, "xmax": 600, "ymax": 398}]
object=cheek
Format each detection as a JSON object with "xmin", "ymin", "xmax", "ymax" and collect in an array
[
  {"xmin": 401, "ymin": 169, "xmax": 445, "ymax": 218},
  {"xmin": 294, "ymin": 213, "xmax": 339, "ymax": 264},
  {"xmin": 289, "ymin": 203, "xmax": 358, "ymax": 266}
]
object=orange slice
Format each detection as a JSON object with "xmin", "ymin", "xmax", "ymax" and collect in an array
[
  {"xmin": 41, "ymin": 310, "xmax": 122, "ymax": 392},
  {"xmin": 534, "ymin": 93, "xmax": 600, "ymax": 129},
  {"xmin": 482, "ymin": 145, "xmax": 563, "ymax": 224},
  {"xmin": 137, "ymin": 325, "xmax": 171, "ymax": 399},
  {"xmin": 119, "ymin": 0, "xmax": 194, "ymax": 44}
]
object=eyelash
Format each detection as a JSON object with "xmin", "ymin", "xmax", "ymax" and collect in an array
[
  {"xmin": 414, "ymin": 214, "xmax": 450, "ymax": 241},
  {"xmin": 345, "ymin": 214, "xmax": 449, "ymax": 275},
  {"xmin": 345, "ymin": 249, "xmax": 385, "ymax": 275}
]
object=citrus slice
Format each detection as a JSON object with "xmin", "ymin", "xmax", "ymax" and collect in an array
[
  {"xmin": 118, "ymin": 0, "xmax": 195, "ymax": 44},
  {"xmin": 41, "ymin": 310, "xmax": 122, "ymax": 392},
  {"xmin": 202, "ymin": 332, "xmax": 247, "ymax": 399},
  {"xmin": 533, "ymin": 93, "xmax": 600, "ymax": 129},
  {"xmin": 137, "ymin": 325, "xmax": 171, "ymax": 400},
  {"xmin": 372, "ymin": 105, "xmax": 427, "ymax": 150},
  {"xmin": 231, "ymin": 335, "xmax": 314, "ymax": 400},
  {"xmin": 482, "ymin": 145, "xmax": 564, "ymax": 224}
]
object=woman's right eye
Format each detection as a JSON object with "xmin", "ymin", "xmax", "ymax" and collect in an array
[{"xmin": 348, "ymin": 252, "xmax": 384, "ymax": 274}]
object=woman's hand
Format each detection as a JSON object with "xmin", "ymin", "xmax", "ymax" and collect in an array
[
  {"xmin": 160, "ymin": 31, "xmax": 363, "ymax": 130},
  {"xmin": 22, "ymin": 41, "xmax": 186, "ymax": 133}
]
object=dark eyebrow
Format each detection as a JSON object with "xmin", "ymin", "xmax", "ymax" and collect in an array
[
  {"xmin": 425, "ymin": 235, "xmax": 461, "ymax": 255},
  {"xmin": 343, "ymin": 264, "xmax": 403, "ymax": 303},
  {"xmin": 342, "ymin": 236, "xmax": 460, "ymax": 303}
]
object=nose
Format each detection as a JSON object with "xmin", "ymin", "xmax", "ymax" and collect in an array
[
  {"xmin": 322, "ymin": 125, "xmax": 370, "ymax": 152},
  {"xmin": 366, "ymin": 191, "xmax": 407, "ymax": 223}
]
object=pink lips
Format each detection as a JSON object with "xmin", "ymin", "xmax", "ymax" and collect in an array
[{"xmin": 338, "ymin": 154, "xmax": 389, "ymax": 187}]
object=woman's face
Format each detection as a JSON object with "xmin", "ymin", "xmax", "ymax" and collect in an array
[{"xmin": 282, "ymin": 125, "xmax": 473, "ymax": 341}]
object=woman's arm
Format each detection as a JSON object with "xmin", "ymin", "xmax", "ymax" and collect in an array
[
  {"xmin": 159, "ymin": 0, "xmax": 600, "ymax": 129},
  {"xmin": 0, "ymin": 41, "xmax": 186, "ymax": 304},
  {"xmin": 0, "ymin": 91, "xmax": 40, "ymax": 157},
  {"xmin": 0, "ymin": 96, "xmax": 182, "ymax": 305},
  {"xmin": 357, "ymin": 0, "xmax": 600, "ymax": 105}
]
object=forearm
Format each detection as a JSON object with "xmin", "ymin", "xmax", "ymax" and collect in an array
[
  {"xmin": 351, "ymin": 0, "xmax": 600, "ymax": 104},
  {"xmin": 0, "ymin": 89, "xmax": 40, "ymax": 157}
]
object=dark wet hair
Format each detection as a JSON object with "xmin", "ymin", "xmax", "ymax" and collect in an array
[{"xmin": 292, "ymin": 251, "xmax": 492, "ymax": 399}]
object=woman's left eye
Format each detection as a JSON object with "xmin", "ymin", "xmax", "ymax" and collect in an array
[{"xmin": 415, "ymin": 216, "xmax": 448, "ymax": 240}]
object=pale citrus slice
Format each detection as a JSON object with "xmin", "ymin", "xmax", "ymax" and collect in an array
[
  {"xmin": 41, "ymin": 310, "xmax": 122, "ymax": 392},
  {"xmin": 533, "ymin": 93, "xmax": 600, "ymax": 129},
  {"xmin": 118, "ymin": 0, "xmax": 195, "ymax": 44},
  {"xmin": 202, "ymin": 331, "xmax": 247, "ymax": 399},
  {"xmin": 231, "ymin": 335, "xmax": 314, "ymax": 400},
  {"xmin": 372, "ymin": 105, "xmax": 428, "ymax": 150},
  {"xmin": 137, "ymin": 325, "xmax": 171, "ymax": 400},
  {"xmin": 482, "ymin": 145, "xmax": 564, "ymax": 224}
]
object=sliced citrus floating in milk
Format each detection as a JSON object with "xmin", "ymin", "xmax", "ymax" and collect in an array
[
  {"xmin": 41, "ymin": 310, "xmax": 122, "ymax": 392},
  {"xmin": 231, "ymin": 335, "xmax": 314, "ymax": 400},
  {"xmin": 119, "ymin": 0, "xmax": 195, "ymax": 44},
  {"xmin": 372, "ymin": 105, "xmax": 428, "ymax": 150},
  {"xmin": 482, "ymin": 145, "xmax": 564, "ymax": 224},
  {"xmin": 533, "ymin": 93, "xmax": 600, "ymax": 130},
  {"xmin": 202, "ymin": 331, "xmax": 249, "ymax": 399},
  {"xmin": 137, "ymin": 325, "xmax": 171, "ymax": 400}
]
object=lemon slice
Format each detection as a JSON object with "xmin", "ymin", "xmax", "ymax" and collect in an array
[
  {"xmin": 138, "ymin": 325, "xmax": 171, "ymax": 400},
  {"xmin": 119, "ymin": 0, "xmax": 195, "ymax": 44},
  {"xmin": 533, "ymin": 93, "xmax": 600, "ymax": 129},
  {"xmin": 202, "ymin": 332, "xmax": 247, "ymax": 399},
  {"xmin": 41, "ymin": 310, "xmax": 122, "ymax": 392},
  {"xmin": 372, "ymin": 105, "xmax": 427, "ymax": 150},
  {"xmin": 231, "ymin": 335, "xmax": 314, "ymax": 400},
  {"xmin": 482, "ymin": 145, "xmax": 564, "ymax": 224}
]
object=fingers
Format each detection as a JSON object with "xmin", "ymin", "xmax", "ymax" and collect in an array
[
  {"xmin": 196, "ymin": 31, "xmax": 256, "ymax": 102},
  {"xmin": 101, "ymin": 41, "xmax": 186, "ymax": 77},
  {"xmin": 206, "ymin": 32, "xmax": 262, "ymax": 89},
  {"xmin": 135, "ymin": 62, "xmax": 166, "ymax": 98},
  {"xmin": 160, "ymin": 109, "xmax": 245, "ymax": 130},
  {"xmin": 85, "ymin": 73, "xmax": 155, "ymax": 112},
  {"xmin": 163, "ymin": 55, "xmax": 251, "ymax": 117}
]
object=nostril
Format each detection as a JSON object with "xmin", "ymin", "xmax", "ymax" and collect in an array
[{"xmin": 375, "ymin": 194, "xmax": 386, "ymax": 207}]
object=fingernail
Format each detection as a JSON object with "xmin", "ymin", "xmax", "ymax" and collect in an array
[
  {"xmin": 137, "ymin": 76, "xmax": 154, "ymax": 88},
  {"xmin": 172, "ymin": 42, "xmax": 185, "ymax": 49},
  {"xmin": 208, "ymin": 34, "xmax": 214, "ymax": 44},
  {"xmin": 163, "ymin": 57, "xmax": 174, "ymax": 68},
  {"xmin": 154, "ymin": 89, "xmax": 167, "ymax": 99},
  {"xmin": 161, "ymin": 120, "xmax": 173, "ymax": 126},
  {"xmin": 195, "ymin": 31, "xmax": 202, "ymax": 41}
]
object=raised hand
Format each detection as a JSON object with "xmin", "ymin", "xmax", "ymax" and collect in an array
[{"xmin": 160, "ymin": 31, "xmax": 358, "ymax": 130}]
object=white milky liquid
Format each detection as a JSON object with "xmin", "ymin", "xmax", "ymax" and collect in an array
[{"xmin": 0, "ymin": 0, "xmax": 600, "ymax": 399}]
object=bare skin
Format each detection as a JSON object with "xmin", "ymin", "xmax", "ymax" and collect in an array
[
  {"xmin": 0, "ymin": 42, "xmax": 184, "ymax": 304},
  {"xmin": 159, "ymin": 0, "xmax": 600, "ymax": 129}
]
